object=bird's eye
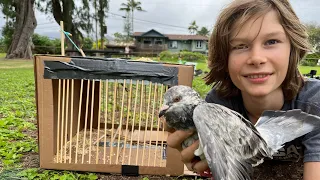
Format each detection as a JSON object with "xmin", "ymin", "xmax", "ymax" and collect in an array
[{"xmin": 173, "ymin": 96, "xmax": 181, "ymax": 102}]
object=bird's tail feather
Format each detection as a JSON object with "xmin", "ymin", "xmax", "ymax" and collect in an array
[{"xmin": 256, "ymin": 109, "xmax": 320, "ymax": 153}]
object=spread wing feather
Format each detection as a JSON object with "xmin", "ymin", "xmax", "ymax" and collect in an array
[{"xmin": 193, "ymin": 103, "xmax": 272, "ymax": 180}]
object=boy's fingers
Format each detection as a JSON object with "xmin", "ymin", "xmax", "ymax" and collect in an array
[
  {"xmin": 167, "ymin": 130, "xmax": 195, "ymax": 150},
  {"xmin": 193, "ymin": 160, "xmax": 209, "ymax": 173},
  {"xmin": 181, "ymin": 140, "xmax": 199, "ymax": 163}
]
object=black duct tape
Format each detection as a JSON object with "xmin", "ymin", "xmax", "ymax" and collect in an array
[
  {"xmin": 121, "ymin": 165, "xmax": 139, "ymax": 176},
  {"xmin": 43, "ymin": 57, "xmax": 179, "ymax": 85}
]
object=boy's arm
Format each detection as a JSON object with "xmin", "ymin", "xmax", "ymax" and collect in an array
[{"xmin": 304, "ymin": 162, "xmax": 320, "ymax": 180}]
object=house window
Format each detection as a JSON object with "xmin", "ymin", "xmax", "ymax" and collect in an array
[
  {"xmin": 155, "ymin": 38, "xmax": 163, "ymax": 45},
  {"xmin": 143, "ymin": 38, "xmax": 152, "ymax": 45},
  {"xmin": 169, "ymin": 41, "xmax": 178, "ymax": 48},
  {"xmin": 196, "ymin": 41, "xmax": 202, "ymax": 48}
]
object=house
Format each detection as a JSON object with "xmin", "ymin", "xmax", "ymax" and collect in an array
[{"xmin": 132, "ymin": 29, "xmax": 208, "ymax": 54}]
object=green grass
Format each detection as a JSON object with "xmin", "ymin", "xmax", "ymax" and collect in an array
[
  {"xmin": 298, "ymin": 65, "xmax": 320, "ymax": 75},
  {"xmin": 0, "ymin": 67, "xmax": 37, "ymax": 168},
  {"xmin": 0, "ymin": 53, "xmax": 6, "ymax": 58}
]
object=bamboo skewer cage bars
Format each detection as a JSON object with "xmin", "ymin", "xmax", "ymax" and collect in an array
[{"xmin": 34, "ymin": 55, "xmax": 194, "ymax": 176}]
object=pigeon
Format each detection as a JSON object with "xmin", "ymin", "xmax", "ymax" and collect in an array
[{"xmin": 159, "ymin": 85, "xmax": 320, "ymax": 180}]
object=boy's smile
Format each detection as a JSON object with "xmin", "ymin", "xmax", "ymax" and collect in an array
[{"xmin": 228, "ymin": 10, "xmax": 291, "ymax": 98}]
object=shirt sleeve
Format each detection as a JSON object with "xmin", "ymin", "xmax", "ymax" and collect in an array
[{"xmin": 302, "ymin": 128, "xmax": 320, "ymax": 162}]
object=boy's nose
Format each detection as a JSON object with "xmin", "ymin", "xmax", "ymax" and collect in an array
[{"xmin": 247, "ymin": 46, "xmax": 267, "ymax": 66}]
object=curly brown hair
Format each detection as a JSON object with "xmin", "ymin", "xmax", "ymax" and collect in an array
[{"xmin": 204, "ymin": 0, "xmax": 311, "ymax": 100}]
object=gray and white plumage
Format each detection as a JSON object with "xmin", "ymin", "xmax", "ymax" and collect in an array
[{"xmin": 159, "ymin": 85, "xmax": 320, "ymax": 180}]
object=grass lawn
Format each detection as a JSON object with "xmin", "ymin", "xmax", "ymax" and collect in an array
[
  {"xmin": 0, "ymin": 57, "xmax": 318, "ymax": 179},
  {"xmin": 0, "ymin": 53, "xmax": 6, "ymax": 58}
]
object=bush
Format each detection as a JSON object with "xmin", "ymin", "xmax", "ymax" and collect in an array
[
  {"xmin": 32, "ymin": 34, "xmax": 60, "ymax": 54},
  {"xmin": 301, "ymin": 53, "xmax": 320, "ymax": 66},
  {"xmin": 180, "ymin": 51, "xmax": 207, "ymax": 62},
  {"xmin": 159, "ymin": 51, "xmax": 179, "ymax": 61},
  {"xmin": 159, "ymin": 51, "xmax": 207, "ymax": 62}
]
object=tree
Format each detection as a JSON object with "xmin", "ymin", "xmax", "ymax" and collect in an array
[
  {"xmin": 94, "ymin": 0, "xmax": 109, "ymax": 49},
  {"xmin": 113, "ymin": 32, "xmax": 133, "ymax": 43},
  {"xmin": 188, "ymin": 20, "xmax": 198, "ymax": 35},
  {"xmin": 3, "ymin": 0, "xmax": 37, "ymax": 59},
  {"xmin": 36, "ymin": 0, "xmax": 92, "ymax": 50},
  {"xmin": 119, "ymin": 0, "xmax": 145, "ymax": 33},
  {"xmin": 305, "ymin": 23, "xmax": 320, "ymax": 53},
  {"xmin": 197, "ymin": 27, "xmax": 210, "ymax": 37}
]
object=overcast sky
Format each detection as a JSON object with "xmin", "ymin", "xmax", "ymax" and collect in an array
[{"xmin": 1, "ymin": 0, "xmax": 320, "ymax": 39}]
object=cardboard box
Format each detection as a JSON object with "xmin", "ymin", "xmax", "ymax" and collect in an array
[{"xmin": 34, "ymin": 55, "xmax": 194, "ymax": 176}]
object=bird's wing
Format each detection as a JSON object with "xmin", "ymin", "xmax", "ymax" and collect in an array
[
  {"xmin": 193, "ymin": 103, "xmax": 271, "ymax": 180},
  {"xmin": 255, "ymin": 109, "xmax": 320, "ymax": 152}
]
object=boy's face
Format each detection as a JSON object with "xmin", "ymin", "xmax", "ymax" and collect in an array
[{"xmin": 228, "ymin": 10, "xmax": 290, "ymax": 98}]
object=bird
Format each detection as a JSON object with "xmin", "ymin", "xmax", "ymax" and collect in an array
[{"xmin": 158, "ymin": 85, "xmax": 320, "ymax": 180}]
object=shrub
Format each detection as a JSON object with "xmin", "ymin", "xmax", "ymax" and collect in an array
[
  {"xmin": 159, "ymin": 51, "xmax": 207, "ymax": 62},
  {"xmin": 180, "ymin": 51, "xmax": 206, "ymax": 62},
  {"xmin": 159, "ymin": 51, "xmax": 179, "ymax": 61},
  {"xmin": 301, "ymin": 53, "xmax": 320, "ymax": 66}
]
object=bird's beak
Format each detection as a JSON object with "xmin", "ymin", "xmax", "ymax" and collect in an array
[{"xmin": 159, "ymin": 105, "xmax": 169, "ymax": 118}]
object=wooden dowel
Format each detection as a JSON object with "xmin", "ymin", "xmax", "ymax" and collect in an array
[
  {"xmin": 64, "ymin": 80, "xmax": 70, "ymax": 163},
  {"xmin": 148, "ymin": 83, "xmax": 157, "ymax": 166},
  {"xmin": 129, "ymin": 80, "xmax": 139, "ymax": 165},
  {"xmin": 69, "ymin": 80, "xmax": 74, "ymax": 163},
  {"xmin": 56, "ymin": 80, "xmax": 61, "ymax": 163},
  {"xmin": 75, "ymin": 80, "xmax": 84, "ymax": 163},
  {"xmin": 116, "ymin": 79, "xmax": 126, "ymax": 164},
  {"xmin": 103, "ymin": 80, "xmax": 109, "ymax": 164},
  {"xmin": 88, "ymin": 80, "xmax": 95, "ymax": 164},
  {"xmin": 160, "ymin": 85, "xmax": 168, "ymax": 167},
  {"xmin": 135, "ymin": 80, "xmax": 144, "ymax": 165},
  {"xmin": 81, "ymin": 80, "xmax": 91, "ymax": 164},
  {"xmin": 60, "ymin": 80, "xmax": 66, "ymax": 163},
  {"xmin": 154, "ymin": 84, "xmax": 164, "ymax": 166},
  {"xmin": 122, "ymin": 79, "xmax": 133, "ymax": 163},
  {"xmin": 95, "ymin": 81, "xmax": 102, "ymax": 164},
  {"xmin": 142, "ymin": 82, "xmax": 152, "ymax": 166},
  {"xmin": 110, "ymin": 80, "xmax": 118, "ymax": 164}
]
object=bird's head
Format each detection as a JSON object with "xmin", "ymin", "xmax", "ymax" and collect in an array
[{"xmin": 159, "ymin": 85, "xmax": 203, "ymax": 131}]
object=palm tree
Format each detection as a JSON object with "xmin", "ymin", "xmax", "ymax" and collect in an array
[
  {"xmin": 119, "ymin": 0, "xmax": 145, "ymax": 33},
  {"xmin": 188, "ymin": 20, "xmax": 198, "ymax": 35}
]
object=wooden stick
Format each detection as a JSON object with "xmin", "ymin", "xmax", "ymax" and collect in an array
[
  {"xmin": 122, "ymin": 79, "xmax": 133, "ymax": 163},
  {"xmin": 75, "ymin": 79, "xmax": 84, "ymax": 163},
  {"xmin": 88, "ymin": 80, "xmax": 95, "ymax": 164},
  {"xmin": 148, "ymin": 83, "xmax": 158, "ymax": 166},
  {"xmin": 60, "ymin": 21, "xmax": 65, "ymax": 56},
  {"xmin": 129, "ymin": 80, "xmax": 139, "ymax": 165},
  {"xmin": 60, "ymin": 80, "xmax": 66, "ymax": 163},
  {"xmin": 68, "ymin": 80, "xmax": 74, "ymax": 163},
  {"xmin": 160, "ymin": 85, "xmax": 168, "ymax": 167},
  {"xmin": 95, "ymin": 81, "xmax": 102, "ymax": 164},
  {"xmin": 64, "ymin": 79, "xmax": 70, "ymax": 163},
  {"xmin": 154, "ymin": 84, "xmax": 164, "ymax": 166},
  {"xmin": 135, "ymin": 80, "xmax": 144, "ymax": 165},
  {"xmin": 110, "ymin": 80, "xmax": 118, "ymax": 164},
  {"xmin": 81, "ymin": 80, "xmax": 91, "ymax": 164},
  {"xmin": 103, "ymin": 80, "xmax": 109, "ymax": 164},
  {"xmin": 116, "ymin": 79, "xmax": 126, "ymax": 164},
  {"xmin": 142, "ymin": 82, "xmax": 152, "ymax": 166},
  {"xmin": 56, "ymin": 80, "xmax": 61, "ymax": 163}
]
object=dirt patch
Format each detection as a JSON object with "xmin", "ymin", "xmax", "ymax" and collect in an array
[
  {"xmin": 21, "ymin": 152, "xmax": 40, "ymax": 169},
  {"xmin": 252, "ymin": 160, "xmax": 303, "ymax": 180}
]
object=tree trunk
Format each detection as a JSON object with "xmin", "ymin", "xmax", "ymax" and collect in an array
[
  {"xmin": 52, "ymin": 0, "xmax": 79, "ymax": 53},
  {"xmin": 6, "ymin": 0, "xmax": 37, "ymax": 59}
]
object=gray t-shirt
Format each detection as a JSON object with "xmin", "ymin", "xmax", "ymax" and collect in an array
[{"xmin": 205, "ymin": 78, "xmax": 320, "ymax": 163}]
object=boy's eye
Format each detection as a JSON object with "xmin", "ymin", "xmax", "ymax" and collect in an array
[
  {"xmin": 265, "ymin": 39, "xmax": 279, "ymax": 45},
  {"xmin": 232, "ymin": 44, "xmax": 248, "ymax": 50}
]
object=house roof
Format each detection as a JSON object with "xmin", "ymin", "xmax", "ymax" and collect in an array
[{"xmin": 133, "ymin": 30, "xmax": 208, "ymax": 41}]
